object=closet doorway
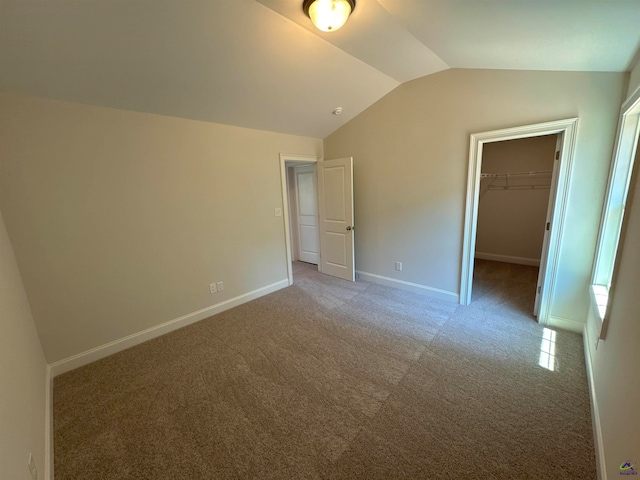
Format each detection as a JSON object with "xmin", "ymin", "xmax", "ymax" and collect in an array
[
  {"xmin": 475, "ymin": 134, "xmax": 557, "ymax": 317},
  {"xmin": 460, "ymin": 118, "xmax": 579, "ymax": 325}
]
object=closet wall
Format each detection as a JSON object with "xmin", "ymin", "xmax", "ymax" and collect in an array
[{"xmin": 475, "ymin": 134, "xmax": 557, "ymax": 265}]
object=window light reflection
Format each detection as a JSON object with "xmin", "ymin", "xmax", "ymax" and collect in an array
[{"xmin": 538, "ymin": 328, "xmax": 557, "ymax": 371}]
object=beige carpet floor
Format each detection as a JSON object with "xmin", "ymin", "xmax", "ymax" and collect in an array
[{"xmin": 53, "ymin": 260, "xmax": 596, "ymax": 479}]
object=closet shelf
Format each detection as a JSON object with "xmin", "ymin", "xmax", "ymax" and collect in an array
[
  {"xmin": 479, "ymin": 170, "xmax": 552, "ymax": 179},
  {"xmin": 480, "ymin": 170, "xmax": 552, "ymax": 192}
]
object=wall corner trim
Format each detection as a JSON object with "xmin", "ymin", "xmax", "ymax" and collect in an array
[
  {"xmin": 45, "ymin": 365, "xmax": 53, "ymax": 480},
  {"xmin": 583, "ymin": 325, "xmax": 607, "ymax": 480},
  {"xmin": 48, "ymin": 279, "xmax": 289, "ymax": 378},
  {"xmin": 356, "ymin": 270, "xmax": 459, "ymax": 303}
]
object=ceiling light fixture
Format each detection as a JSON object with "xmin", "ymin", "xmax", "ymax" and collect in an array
[{"xmin": 302, "ymin": 0, "xmax": 356, "ymax": 33}]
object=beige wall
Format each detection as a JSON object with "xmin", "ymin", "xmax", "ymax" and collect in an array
[
  {"xmin": 584, "ymin": 57, "xmax": 640, "ymax": 475},
  {"xmin": 0, "ymin": 209, "xmax": 47, "ymax": 480},
  {"xmin": 0, "ymin": 93, "xmax": 322, "ymax": 363},
  {"xmin": 628, "ymin": 56, "xmax": 640, "ymax": 97},
  {"xmin": 476, "ymin": 135, "xmax": 556, "ymax": 262},
  {"xmin": 324, "ymin": 69, "xmax": 626, "ymax": 323},
  {"xmin": 585, "ymin": 143, "xmax": 640, "ymax": 479}
]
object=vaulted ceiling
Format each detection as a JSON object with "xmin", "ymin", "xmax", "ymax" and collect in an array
[{"xmin": 1, "ymin": 0, "xmax": 639, "ymax": 138}]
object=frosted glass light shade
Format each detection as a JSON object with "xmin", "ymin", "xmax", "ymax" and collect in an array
[{"xmin": 304, "ymin": 0, "xmax": 355, "ymax": 32}]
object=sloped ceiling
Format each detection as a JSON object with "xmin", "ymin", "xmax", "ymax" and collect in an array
[{"xmin": 1, "ymin": 0, "xmax": 639, "ymax": 138}]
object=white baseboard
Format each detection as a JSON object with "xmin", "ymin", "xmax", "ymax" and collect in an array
[
  {"xmin": 546, "ymin": 315, "xmax": 585, "ymax": 334},
  {"xmin": 583, "ymin": 325, "xmax": 607, "ymax": 480},
  {"xmin": 475, "ymin": 252, "xmax": 540, "ymax": 267},
  {"xmin": 48, "ymin": 279, "xmax": 289, "ymax": 377},
  {"xmin": 356, "ymin": 270, "xmax": 459, "ymax": 303}
]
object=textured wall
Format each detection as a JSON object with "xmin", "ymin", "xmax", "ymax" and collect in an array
[
  {"xmin": 0, "ymin": 93, "xmax": 322, "ymax": 362},
  {"xmin": 0, "ymin": 209, "xmax": 47, "ymax": 480}
]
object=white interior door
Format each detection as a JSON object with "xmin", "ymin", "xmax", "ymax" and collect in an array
[
  {"xmin": 534, "ymin": 134, "xmax": 562, "ymax": 316},
  {"xmin": 318, "ymin": 157, "xmax": 355, "ymax": 281},
  {"xmin": 295, "ymin": 165, "xmax": 319, "ymax": 264}
]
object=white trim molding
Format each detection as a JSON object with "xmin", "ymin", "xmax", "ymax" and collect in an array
[
  {"xmin": 474, "ymin": 252, "xmax": 541, "ymax": 267},
  {"xmin": 49, "ymin": 279, "xmax": 289, "ymax": 377},
  {"xmin": 546, "ymin": 315, "xmax": 584, "ymax": 334},
  {"xmin": 356, "ymin": 270, "xmax": 459, "ymax": 303},
  {"xmin": 460, "ymin": 118, "xmax": 579, "ymax": 329},
  {"xmin": 590, "ymin": 84, "xmax": 640, "ymax": 341},
  {"xmin": 583, "ymin": 325, "xmax": 607, "ymax": 480}
]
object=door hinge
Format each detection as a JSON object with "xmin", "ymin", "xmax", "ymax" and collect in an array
[
  {"xmin": 555, "ymin": 151, "xmax": 560, "ymax": 160},
  {"xmin": 546, "ymin": 222, "xmax": 550, "ymax": 231},
  {"xmin": 538, "ymin": 286, "xmax": 542, "ymax": 294}
]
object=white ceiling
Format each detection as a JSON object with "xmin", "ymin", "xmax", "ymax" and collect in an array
[
  {"xmin": 378, "ymin": 0, "xmax": 640, "ymax": 72},
  {"xmin": 1, "ymin": 0, "xmax": 639, "ymax": 138}
]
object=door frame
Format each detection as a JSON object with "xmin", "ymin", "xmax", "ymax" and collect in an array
[
  {"xmin": 460, "ymin": 118, "xmax": 579, "ymax": 326},
  {"xmin": 279, "ymin": 153, "xmax": 320, "ymax": 285},
  {"xmin": 293, "ymin": 164, "xmax": 319, "ymax": 265},
  {"xmin": 533, "ymin": 134, "xmax": 563, "ymax": 317}
]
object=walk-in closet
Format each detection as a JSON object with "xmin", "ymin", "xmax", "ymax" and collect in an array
[{"xmin": 473, "ymin": 134, "xmax": 558, "ymax": 317}]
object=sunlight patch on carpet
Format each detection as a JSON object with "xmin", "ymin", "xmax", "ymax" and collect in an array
[{"xmin": 538, "ymin": 328, "xmax": 557, "ymax": 371}]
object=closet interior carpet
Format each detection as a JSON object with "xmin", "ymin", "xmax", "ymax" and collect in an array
[{"xmin": 53, "ymin": 260, "xmax": 596, "ymax": 479}]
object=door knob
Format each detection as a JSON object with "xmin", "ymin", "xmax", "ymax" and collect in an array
[{"xmin": 346, "ymin": 226, "xmax": 353, "ymax": 231}]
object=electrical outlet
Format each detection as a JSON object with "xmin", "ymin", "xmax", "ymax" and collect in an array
[
  {"xmin": 28, "ymin": 453, "xmax": 37, "ymax": 480},
  {"xmin": 395, "ymin": 262, "xmax": 402, "ymax": 271},
  {"xmin": 209, "ymin": 283, "xmax": 217, "ymax": 294},
  {"xmin": 217, "ymin": 281, "xmax": 224, "ymax": 292},
  {"xmin": 274, "ymin": 207, "xmax": 282, "ymax": 217}
]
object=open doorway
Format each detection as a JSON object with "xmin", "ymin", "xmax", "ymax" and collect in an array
[
  {"xmin": 280, "ymin": 154, "xmax": 356, "ymax": 285},
  {"xmin": 286, "ymin": 162, "xmax": 320, "ymax": 285},
  {"xmin": 460, "ymin": 118, "xmax": 579, "ymax": 327},
  {"xmin": 287, "ymin": 164, "xmax": 319, "ymax": 266},
  {"xmin": 473, "ymin": 134, "xmax": 557, "ymax": 318},
  {"xmin": 279, "ymin": 154, "xmax": 320, "ymax": 285}
]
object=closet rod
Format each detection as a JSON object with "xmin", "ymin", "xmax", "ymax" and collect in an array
[
  {"xmin": 480, "ymin": 170, "xmax": 552, "ymax": 179},
  {"xmin": 487, "ymin": 184, "xmax": 550, "ymax": 191}
]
